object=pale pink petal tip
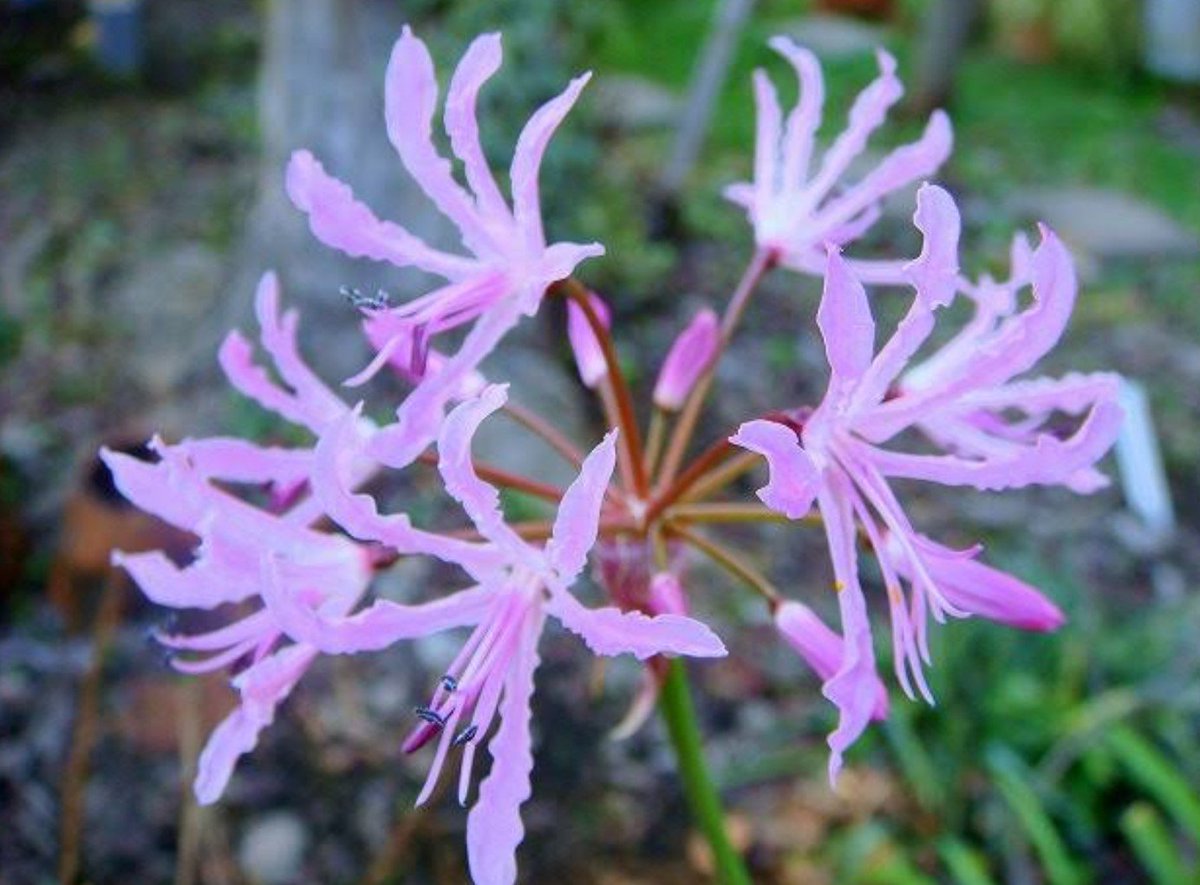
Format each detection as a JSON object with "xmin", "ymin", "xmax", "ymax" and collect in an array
[
  {"xmin": 653, "ymin": 308, "xmax": 719, "ymax": 411},
  {"xmin": 730, "ymin": 420, "xmax": 820, "ymax": 520}
]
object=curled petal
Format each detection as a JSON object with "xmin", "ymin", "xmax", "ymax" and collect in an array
[
  {"xmin": 312, "ymin": 409, "xmax": 500, "ymax": 578},
  {"xmin": 510, "ymin": 72, "xmax": 591, "ymax": 252},
  {"xmin": 194, "ymin": 645, "xmax": 315, "ymax": 804},
  {"xmin": 817, "ymin": 249, "xmax": 875, "ymax": 398},
  {"xmin": 730, "ymin": 420, "xmax": 820, "ymax": 519},
  {"xmin": 437, "ymin": 385, "xmax": 537, "ymax": 561},
  {"xmin": 286, "ymin": 151, "xmax": 474, "ymax": 279},
  {"xmin": 545, "ymin": 431, "xmax": 618, "ymax": 582},
  {"xmin": 385, "ymin": 27, "xmax": 486, "ymax": 251},
  {"xmin": 445, "ymin": 32, "xmax": 509, "ymax": 221}
]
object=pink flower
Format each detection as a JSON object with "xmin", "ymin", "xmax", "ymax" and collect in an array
[
  {"xmin": 263, "ymin": 386, "xmax": 725, "ymax": 885},
  {"xmin": 286, "ymin": 27, "xmax": 604, "ymax": 469},
  {"xmin": 102, "ymin": 436, "xmax": 374, "ymax": 804},
  {"xmin": 731, "ymin": 185, "xmax": 1123, "ymax": 780},
  {"xmin": 653, "ymin": 309, "xmax": 719, "ymax": 411},
  {"xmin": 725, "ymin": 37, "xmax": 951, "ymax": 282},
  {"xmin": 566, "ymin": 290, "xmax": 611, "ymax": 388}
]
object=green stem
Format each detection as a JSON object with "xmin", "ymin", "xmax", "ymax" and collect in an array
[{"xmin": 659, "ymin": 660, "xmax": 752, "ymax": 885}]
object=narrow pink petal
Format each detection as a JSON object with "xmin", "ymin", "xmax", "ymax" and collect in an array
[
  {"xmin": 285, "ymin": 150, "xmax": 474, "ymax": 279},
  {"xmin": 155, "ymin": 610, "xmax": 275, "ymax": 652},
  {"xmin": 803, "ymin": 50, "xmax": 902, "ymax": 206},
  {"xmin": 958, "ymin": 371, "xmax": 1121, "ymax": 416},
  {"xmin": 436, "ymin": 385, "xmax": 537, "ymax": 561},
  {"xmin": 371, "ymin": 297, "xmax": 523, "ymax": 469},
  {"xmin": 730, "ymin": 420, "xmax": 820, "ymax": 519},
  {"xmin": 902, "ymin": 182, "xmax": 961, "ymax": 309},
  {"xmin": 311, "ymin": 409, "xmax": 501, "ymax": 579},
  {"xmin": 384, "ymin": 27, "xmax": 488, "ymax": 252},
  {"xmin": 751, "ymin": 69, "xmax": 782, "ymax": 222},
  {"xmin": 261, "ymin": 554, "xmax": 496, "ymax": 653},
  {"xmin": 775, "ymin": 601, "xmax": 888, "ymax": 720},
  {"xmin": 218, "ymin": 331, "xmax": 314, "ymax": 430},
  {"xmin": 866, "ymin": 227, "xmax": 1079, "ymax": 439},
  {"xmin": 769, "ymin": 36, "xmax": 824, "ymax": 193},
  {"xmin": 816, "ymin": 476, "xmax": 879, "ymax": 784},
  {"xmin": 566, "ymin": 291, "xmax": 611, "ymax": 388},
  {"xmin": 869, "ymin": 398, "xmax": 1124, "ymax": 491},
  {"xmin": 444, "ymin": 32, "xmax": 509, "ymax": 220},
  {"xmin": 194, "ymin": 707, "xmax": 267, "ymax": 805},
  {"xmin": 466, "ymin": 607, "xmax": 543, "ymax": 885},
  {"xmin": 812, "ymin": 110, "xmax": 952, "ymax": 236},
  {"xmin": 545, "ymin": 590, "xmax": 726, "ymax": 660},
  {"xmin": 817, "ymin": 249, "xmax": 875, "ymax": 397},
  {"xmin": 174, "ymin": 437, "xmax": 312, "ymax": 488},
  {"xmin": 510, "ymin": 72, "xmax": 591, "ymax": 252},
  {"xmin": 539, "ymin": 241, "xmax": 606, "ymax": 283},
  {"xmin": 653, "ymin": 309, "xmax": 719, "ymax": 411},
  {"xmin": 194, "ymin": 645, "xmax": 314, "ymax": 804},
  {"xmin": 544, "ymin": 431, "xmax": 618, "ymax": 581},
  {"xmin": 253, "ymin": 273, "xmax": 347, "ymax": 428},
  {"xmin": 113, "ymin": 550, "xmax": 255, "ymax": 609}
]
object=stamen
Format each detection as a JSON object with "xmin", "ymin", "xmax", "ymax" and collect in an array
[
  {"xmin": 341, "ymin": 285, "xmax": 392, "ymax": 312},
  {"xmin": 452, "ymin": 725, "xmax": 478, "ymax": 747},
  {"xmin": 414, "ymin": 706, "xmax": 447, "ymax": 728},
  {"xmin": 440, "ymin": 674, "xmax": 459, "ymax": 693}
]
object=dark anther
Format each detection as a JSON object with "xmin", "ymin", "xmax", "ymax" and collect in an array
[
  {"xmin": 341, "ymin": 285, "xmax": 392, "ymax": 312},
  {"xmin": 452, "ymin": 725, "xmax": 478, "ymax": 747},
  {"xmin": 414, "ymin": 706, "xmax": 446, "ymax": 728},
  {"xmin": 440, "ymin": 674, "xmax": 459, "ymax": 693}
]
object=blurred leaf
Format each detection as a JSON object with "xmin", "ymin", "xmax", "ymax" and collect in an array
[
  {"xmin": 1120, "ymin": 802, "xmax": 1193, "ymax": 885},
  {"xmin": 986, "ymin": 745, "xmax": 1085, "ymax": 885},
  {"xmin": 937, "ymin": 837, "xmax": 997, "ymax": 885},
  {"xmin": 1107, "ymin": 726, "xmax": 1200, "ymax": 846},
  {"xmin": 883, "ymin": 702, "xmax": 943, "ymax": 812}
]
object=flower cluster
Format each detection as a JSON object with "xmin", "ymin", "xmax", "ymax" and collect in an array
[{"xmin": 106, "ymin": 26, "xmax": 1122, "ymax": 884}]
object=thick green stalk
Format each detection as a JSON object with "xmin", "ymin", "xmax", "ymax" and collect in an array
[{"xmin": 659, "ymin": 659, "xmax": 752, "ymax": 885}]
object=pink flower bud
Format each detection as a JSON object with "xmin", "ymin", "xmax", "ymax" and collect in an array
[
  {"xmin": 648, "ymin": 572, "xmax": 687, "ymax": 616},
  {"xmin": 653, "ymin": 309, "xmax": 719, "ymax": 411},
  {"xmin": 566, "ymin": 292, "xmax": 611, "ymax": 388},
  {"xmin": 774, "ymin": 601, "xmax": 888, "ymax": 721}
]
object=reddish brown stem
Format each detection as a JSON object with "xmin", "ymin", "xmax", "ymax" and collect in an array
[
  {"xmin": 415, "ymin": 451, "xmax": 563, "ymax": 503},
  {"xmin": 644, "ymin": 437, "xmax": 734, "ymax": 525},
  {"xmin": 553, "ymin": 277, "xmax": 649, "ymax": 497}
]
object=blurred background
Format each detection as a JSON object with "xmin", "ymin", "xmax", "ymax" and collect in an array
[{"xmin": 2, "ymin": 0, "xmax": 1200, "ymax": 882}]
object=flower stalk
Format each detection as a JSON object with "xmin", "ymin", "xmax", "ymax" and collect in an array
[{"xmin": 659, "ymin": 660, "xmax": 752, "ymax": 885}]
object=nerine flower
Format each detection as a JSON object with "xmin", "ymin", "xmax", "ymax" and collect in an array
[
  {"xmin": 104, "ymin": 274, "xmax": 497, "ymax": 803},
  {"xmin": 263, "ymin": 385, "xmax": 726, "ymax": 885},
  {"xmin": 286, "ymin": 27, "xmax": 603, "ymax": 468},
  {"xmin": 725, "ymin": 37, "xmax": 952, "ymax": 282},
  {"xmin": 731, "ymin": 185, "xmax": 1123, "ymax": 779}
]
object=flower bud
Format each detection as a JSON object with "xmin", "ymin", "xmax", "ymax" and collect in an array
[
  {"xmin": 648, "ymin": 572, "xmax": 687, "ymax": 617},
  {"xmin": 653, "ymin": 309, "xmax": 719, "ymax": 411},
  {"xmin": 566, "ymin": 292, "xmax": 611, "ymax": 388}
]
